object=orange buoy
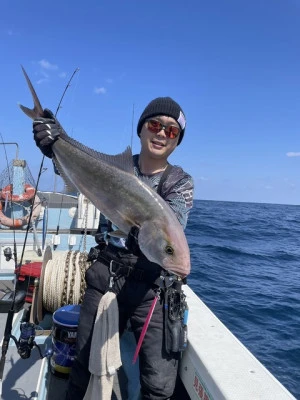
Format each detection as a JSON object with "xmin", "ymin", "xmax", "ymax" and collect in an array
[
  {"xmin": 0, "ymin": 194, "xmax": 41, "ymax": 228},
  {"xmin": 1, "ymin": 184, "xmax": 35, "ymax": 202}
]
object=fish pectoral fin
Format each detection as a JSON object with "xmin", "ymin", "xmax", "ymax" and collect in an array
[
  {"xmin": 108, "ymin": 230, "xmax": 127, "ymax": 239},
  {"xmin": 53, "ymin": 158, "xmax": 78, "ymax": 194}
]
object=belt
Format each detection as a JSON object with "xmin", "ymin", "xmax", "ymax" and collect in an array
[
  {"xmin": 97, "ymin": 247, "xmax": 183, "ymax": 284},
  {"xmin": 109, "ymin": 259, "xmax": 161, "ymax": 282}
]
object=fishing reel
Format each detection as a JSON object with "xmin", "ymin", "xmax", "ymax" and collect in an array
[
  {"xmin": 17, "ymin": 322, "xmax": 37, "ymax": 359},
  {"xmin": 10, "ymin": 312, "xmax": 44, "ymax": 360}
]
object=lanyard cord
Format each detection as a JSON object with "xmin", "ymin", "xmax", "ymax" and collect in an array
[{"xmin": 132, "ymin": 289, "xmax": 160, "ymax": 364}]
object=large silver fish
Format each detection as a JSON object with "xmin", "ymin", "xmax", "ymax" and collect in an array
[{"xmin": 19, "ymin": 67, "xmax": 191, "ymax": 277}]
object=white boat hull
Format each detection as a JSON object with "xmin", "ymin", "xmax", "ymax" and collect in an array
[{"xmin": 180, "ymin": 285, "xmax": 296, "ymax": 400}]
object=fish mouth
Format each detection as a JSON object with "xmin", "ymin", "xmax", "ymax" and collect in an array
[{"xmin": 161, "ymin": 253, "xmax": 191, "ymax": 278}]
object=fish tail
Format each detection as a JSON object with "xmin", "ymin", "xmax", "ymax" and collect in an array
[{"xmin": 19, "ymin": 66, "xmax": 44, "ymax": 119}]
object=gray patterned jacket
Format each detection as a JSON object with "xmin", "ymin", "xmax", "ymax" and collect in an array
[{"xmin": 132, "ymin": 154, "xmax": 194, "ymax": 230}]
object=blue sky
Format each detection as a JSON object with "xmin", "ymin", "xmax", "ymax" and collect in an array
[{"xmin": 0, "ymin": 0, "xmax": 300, "ymax": 204}]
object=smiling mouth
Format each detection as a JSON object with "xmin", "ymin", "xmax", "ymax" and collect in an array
[{"xmin": 152, "ymin": 141, "xmax": 166, "ymax": 147}]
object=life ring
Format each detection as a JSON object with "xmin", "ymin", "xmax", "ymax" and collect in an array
[
  {"xmin": 0, "ymin": 194, "xmax": 41, "ymax": 228},
  {"xmin": 1, "ymin": 184, "xmax": 36, "ymax": 202}
]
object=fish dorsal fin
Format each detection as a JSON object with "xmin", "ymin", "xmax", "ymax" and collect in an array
[
  {"xmin": 94, "ymin": 146, "xmax": 134, "ymax": 174},
  {"xmin": 61, "ymin": 135, "xmax": 135, "ymax": 175}
]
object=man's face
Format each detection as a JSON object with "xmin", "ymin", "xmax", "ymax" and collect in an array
[{"xmin": 139, "ymin": 115, "xmax": 180, "ymax": 159}]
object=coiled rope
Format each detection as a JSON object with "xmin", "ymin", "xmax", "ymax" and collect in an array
[{"xmin": 42, "ymin": 250, "xmax": 91, "ymax": 312}]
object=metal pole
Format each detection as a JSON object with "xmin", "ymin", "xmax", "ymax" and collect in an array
[{"xmin": 0, "ymin": 142, "xmax": 19, "ymax": 160}]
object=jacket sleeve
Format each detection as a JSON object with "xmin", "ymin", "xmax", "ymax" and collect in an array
[{"xmin": 162, "ymin": 167, "xmax": 194, "ymax": 230}]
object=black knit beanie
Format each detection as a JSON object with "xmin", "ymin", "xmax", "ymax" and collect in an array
[{"xmin": 137, "ymin": 97, "xmax": 186, "ymax": 145}]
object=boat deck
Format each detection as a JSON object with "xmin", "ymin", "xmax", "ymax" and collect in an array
[
  {"xmin": 0, "ymin": 280, "xmax": 188, "ymax": 399},
  {"xmin": 1, "ymin": 342, "xmax": 127, "ymax": 400},
  {"xmin": 0, "ymin": 279, "xmax": 126, "ymax": 399}
]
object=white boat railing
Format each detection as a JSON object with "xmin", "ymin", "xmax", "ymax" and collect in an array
[{"xmin": 180, "ymin": 285, "xmax": 296, "ymax": 400}]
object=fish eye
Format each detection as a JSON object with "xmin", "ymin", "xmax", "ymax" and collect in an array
[{"xmin": 165, "ymin": 245, "xmax": 174, "ymax": 255}]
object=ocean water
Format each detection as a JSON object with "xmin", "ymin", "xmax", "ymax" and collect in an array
[{"xmin": 186, "ymin": 200, "xmax": 300, "ymax": 399}]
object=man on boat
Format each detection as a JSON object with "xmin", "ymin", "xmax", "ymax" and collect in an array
[{"xmin": 33, "ymin": 97, "xmax": 194, "ymax": 399}]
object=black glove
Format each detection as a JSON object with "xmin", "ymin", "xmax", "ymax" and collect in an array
[
  {"xmin": 125, "ymin": 226, "xmax": 141, "ymax": 256},
  {"xmin": 32, "ymin": 109, "xmax": 64, "ymax": 158}
]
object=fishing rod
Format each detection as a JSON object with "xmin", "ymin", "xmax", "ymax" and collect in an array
[
  {"xmin": 53, "ymin": 67, "xmax": 80, "ymax": 250},
  {"xmin": 21, "ymin": 66, "xmax": 80, "ymax": 260},
  {"xmin": 0, "ymin": 134, "xmax": 21, "ymax": 395},
  {"xmin": 55, "ymin": 67, "xmax": 80, "ymax": 116},
  {"xmin": 0, "ymin": 66, "xmax": 80, "ymax": 395},
  {"xmin": 130, "ymin": 103, "xmax": 135, "ymax": 149}
]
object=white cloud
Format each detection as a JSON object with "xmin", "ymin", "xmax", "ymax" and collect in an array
[
  {"xmin": 37, "ymin": 78, "xmax": 48, "ymax": 85},
  {"xmin": 41, "ymin": 70, "xmax": 49, "ymax": 79},
  {"xmin": 59, "ymin": 72, "xmax": 67, "ymax": 78},
  {"xmin": 94, "ymin": 87, "xmax": 106, "ymax": 95},
  {"xmin": 39, "ymin": 59, "xmax": 58, "ymax": 70},
  {"xmin": 36, "ymin": 70, "xmax": 49, "ymax": 84},
  {"xmin": 286, "ymin": 152, "xmax": 300, "ymax": 157}
]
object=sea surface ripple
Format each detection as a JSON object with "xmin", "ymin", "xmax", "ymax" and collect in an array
[{"xmin": 186, "ymin": 200, "xmax": 300, "ymax": 399}]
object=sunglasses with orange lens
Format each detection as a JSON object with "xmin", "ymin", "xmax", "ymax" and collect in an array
[{"xmin": 146, "ymin": 119, "xmax": 180, "ymax": 139}]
